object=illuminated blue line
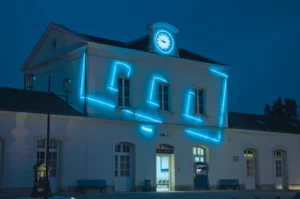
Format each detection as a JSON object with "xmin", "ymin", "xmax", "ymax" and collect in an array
[
  {"xmin": 183, "ymin": 114, "xmax": 203, "ymax": 122},
  {"xmin": 79, "ymin": 53, "xmax": 116, "ymax": 110},
  {"xmin": 183, "ymin": 91, "xmax": 203, "ymax": 122},
  {"xmin": 142, "ymin": 126, "xmax": 153, "ymax": 132},
  {"xmin": 109, "ymin": 61, "xmax": 131, "ymax": 92},
  {"xmin": 80, "ymin": 53, "xmax": 86, "ymax": 98},
  {"xmin": 209, "ymin": 69, "xmax": 228, "ymax": 78},
  {"xmin": 123, "ymin": 110, "xmax": 162, "ymax": 123},
  {"xmin": 86, "ymin": 97, "xmax": 115, "ymax": 108},
  {"xmin": 148, "ymin": 76, "xmax": 167, "ymax": 106},
  {"xmin": 219, "ymin": 77, "xmax": 227, "ymax": 127},
  {"xmin": 186, "ymin": 92, "xmax": 195, "ymax": 114},
  {"xmin": 185, "ymin": 130, "xmax": 220, "ymax": 142}
]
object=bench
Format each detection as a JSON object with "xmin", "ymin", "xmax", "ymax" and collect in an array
[
  {"xmin": 77, "ymin": 179, "xmax": 108, "ymax": 193},
  {"xmin": 217, "ymin": 179, "xmax": 240, "ymax": 190}
]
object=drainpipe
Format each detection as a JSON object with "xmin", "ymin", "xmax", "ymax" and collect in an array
[{"xmin": 84, "ymin": 49, "xmax": 88, "ymax": 116}]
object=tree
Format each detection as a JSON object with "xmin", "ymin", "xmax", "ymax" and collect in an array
[
  {"xmin": 264, "ymin": 104, "xmax": 271, "ymax": 116},
  {"xmin": 264, "ymin": 97, "xmax": 298, "ymax": 118},
  {"xmin": 284, "ymin": 98, "xmax": 298, "ymax": 118}
]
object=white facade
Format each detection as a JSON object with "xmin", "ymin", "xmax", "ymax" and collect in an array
[{"xmin": 0, "ymin": 22, "xmax": 300, "ymax": 194}]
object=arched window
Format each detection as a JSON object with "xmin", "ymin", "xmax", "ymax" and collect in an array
[{"xmin": 193, "ymin": 146, "xmax": 206, "ymax": 163}]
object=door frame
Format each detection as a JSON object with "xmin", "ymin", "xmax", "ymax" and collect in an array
[
  {"xmin": 113, "ymin": 142, "xmax": 135, "ymax": 192},
  {"xmin": 155, "ymin": 144, "xmax": 175, "ymax": 191},
  {"xmin": 243, "ymin": 148, "xmax": 258, "ymax": 190},
  {"xmin": 273, "ymin": 149, "xmax": 288, "ymax": 190}
]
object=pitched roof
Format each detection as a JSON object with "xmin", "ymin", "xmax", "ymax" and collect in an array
[
  {"xmin": 228, "ymin": 112, "xmax": 300, "ymax": 135},
  {"xmin": 0, "ymin": 87, "xmax": 84, "ymax": 116},
  {"xmin": 80, "ymin": 33, "xmax": 226, "ymax": 66}
]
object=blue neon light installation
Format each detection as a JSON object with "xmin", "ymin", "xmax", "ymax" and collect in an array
[
  {"xmin": 154, "ymin": 30, "xmax": 175, "ymax": 55},
  {"xmin": 123, "ymin": 110, "xmax": 162, "ymax": 123},
  {"xmin": 142, "ymin": 126, "xmax": 153, "ymax": 132},
  {"xmin": 185, "ymin": 129, "xmax": 221, "ymax": 143},
  {"xmin": 139, "ymin": 124, "xmax": 155, "ymax": 138},
  {"xmin": 183, "ymin": 91, "xmax": 203, "ymax": 122},
  {"xmin": 185, "ymin": 68, "xmax": 228, "ymax": 143},
  {"xmin": 79, "ymin": 52, "xmax": 116, "ymax": 109},
  {"xmin": 86, "ymin": 97, "xmax": 115, "ymax": 108},
  {"xmin": 108, "ymin": 61, "xmax": 131, "ymax": 92},
  {"xmin": 147, "ymin": 76, "xmax": 167, "ymax": 107}
]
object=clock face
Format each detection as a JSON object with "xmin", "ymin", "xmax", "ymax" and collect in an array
[{"xmin": 155, "ymin": 31, "xmax": 173, "ymax": 53}]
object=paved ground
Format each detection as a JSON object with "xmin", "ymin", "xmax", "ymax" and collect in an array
[{"xmin": 2, "ymin": 190, "xmax": 300, "ymax": 199}]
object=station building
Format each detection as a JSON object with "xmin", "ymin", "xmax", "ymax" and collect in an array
[{"xmin": 0, "ymin": 22, "xmax": 299, "ymax": 194}]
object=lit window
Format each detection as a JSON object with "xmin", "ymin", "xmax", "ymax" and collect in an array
[
  {"xmin": 193, "ymin": 146, "xmax": 206, "ymax": 163},
  {"xmin": 195, "ymin": 89, "xmax": 205, "ymax": 115},
  {"xmin": 118, "ymin": 78, "xmax": 130, "ymax": 107},
  {"xmin": 159, "ymin": 83, "xmax": 169, "ymax": 111}
]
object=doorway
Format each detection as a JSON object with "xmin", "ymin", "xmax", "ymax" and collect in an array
[
  {"xmin": 114, "ymin": 143, "xmax": 133, "ymax": 192},
  {"xmin": 156, "ymin": 144, "xmax": 175, "ymax": 191},
  {"xmin": 274, "ymin": 150, "xmax": 286, "ymax": 189},
  {"xmin": 244, "ymin": 149, "xmax": 256, "ymax": 190}
]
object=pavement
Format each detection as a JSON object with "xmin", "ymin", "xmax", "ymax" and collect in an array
[{"xmin": 2, "ymin": 190, "xmax": 300, "ymax": 199}]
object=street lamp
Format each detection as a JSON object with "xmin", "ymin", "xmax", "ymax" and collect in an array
[
  {"xmin": 63, "ymin": 78, "xmax": 71, "ymax": 104},
  {"xmin": 27, "ymin": 74, "xmax": 36, "ymax": 90},
  {"xmin": 44, "ymin": 76, "xmax": 51, "ymax": 199},
  {"xmin": 29, "ymin": 76, "xmax": 51, "ymax": 199}
]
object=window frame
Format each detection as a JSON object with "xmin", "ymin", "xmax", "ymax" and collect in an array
[
  {"xmin": 158, "ymin": 82, "xmax": 170, "ymax": 111},
  {"xmin": 194, "ymin": 88, "xmax": 205, "ymax": 115},
  {"xmin": 118, "ymin": 77, "xmax": 131, "ymax": 108}
]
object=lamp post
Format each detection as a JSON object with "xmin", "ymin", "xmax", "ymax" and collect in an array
[{"xmin": 44, "ymin": 76, "xmax": 51, "ymax": 199}]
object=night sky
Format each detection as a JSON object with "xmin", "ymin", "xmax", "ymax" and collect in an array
[{"xmin": 1, "ymin": 0, "xmax": 300, "ymax": 114}]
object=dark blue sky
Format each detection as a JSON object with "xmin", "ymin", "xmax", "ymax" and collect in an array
[{"xmin": 1, "ymin": 0, "xmax": 300, "ymax": 114}]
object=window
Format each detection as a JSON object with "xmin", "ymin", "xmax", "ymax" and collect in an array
[
  {"xmin": 193, "ymin": 146, "xmax": 205, "ymax": 163},
  {"xmin": 159, "ymin": 83, "xmax": 169, "ymax": 111},
  {"xmin": 195, "ymin": 89, "xmax": 205, "ymax": 115},
  {"xmin": 244, "ymin": 149, "xmax": 254, "ymax": 158},
  {"xmin": 118, "ymin": 78, "xmax": 130, "ymax": 107}
]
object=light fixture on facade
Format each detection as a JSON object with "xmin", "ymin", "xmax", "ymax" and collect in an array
[
  {"xmin": 63, "ymin": 78, "xmax": 71, "ymax": 103},
  {"xmin": 27, "ymin": 74, "xmax": 36, "ymax": 90},
  {"xmin": 160, "ymin": 133, "xmax": 171, "ymax": 137}
]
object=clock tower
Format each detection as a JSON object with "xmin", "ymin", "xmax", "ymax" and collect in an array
[{"xmin": 148, "ymin": 22, "xmax": 179, "ymax": 56}]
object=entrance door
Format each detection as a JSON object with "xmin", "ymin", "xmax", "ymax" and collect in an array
[
  {"xmin": 244, "ymin": 149, "xmax": 255, "ymax": 190},
  {"xmin": 156, "ymin": 144, "xmax": 175, "ymax": 192},
  {"xmin": 274, "ymin": 151, "xmax": 283, "ymax": 189},
  {"xmin": 156, "ymin": 155, "xmax": 170, "ymax": 191},
  {"xmin": 114, "ymin": 143, "xmax": 132, "ymax": 192},
  {"xmin": 37, "ymin": 139, "xmax": 59, "ymax": 193}
]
